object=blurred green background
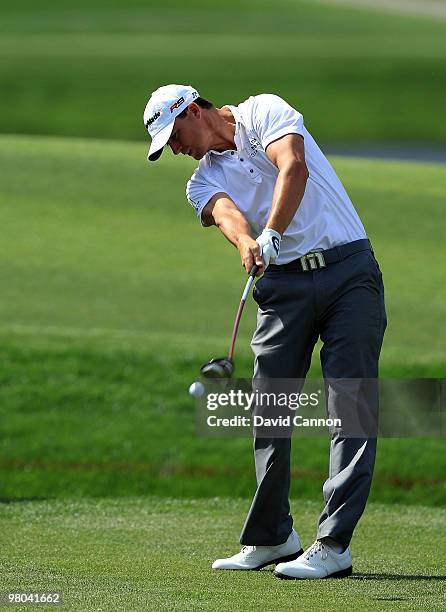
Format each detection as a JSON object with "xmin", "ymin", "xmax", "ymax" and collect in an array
[
  {"xmin": 0, "ymin": 0, "xmax": 445, "ymax": 506},
  {"xmin": 1, "ymin": 0, "xmax": 446, "ymax": 144}
]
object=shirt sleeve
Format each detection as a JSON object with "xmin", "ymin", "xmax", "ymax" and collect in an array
[
  {"xmin": 186, "ymin": 167, "xmax": 225, "ymax": 225},
  {"xmin": 250, "ymin": 93, "xmax": 305, "ymax": 150}
]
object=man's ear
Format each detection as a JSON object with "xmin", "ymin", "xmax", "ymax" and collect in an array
[{"xmin": 188, "ymin": 102, "xmax": 201, "ymax": 118}]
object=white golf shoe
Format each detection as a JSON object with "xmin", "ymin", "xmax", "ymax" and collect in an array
[
  {"xmin": 273, "ymin": 539, "xmax": 352, "ymax": 579},
  {"xmin": 212, "ymin": 529, "xmax": 303, "ymax": 570}
]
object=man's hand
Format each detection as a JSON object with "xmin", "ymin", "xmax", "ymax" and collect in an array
[
  {"xmin": 237, "ymin": 234, "xmax": 265, "ymax": 276},
  {"xmin": 202, "ymin": 193, "xmax": 281, "ymax": 275},
  {"xmin": 256, "ymin": 228, "xmax": 281, "ymax": 270}
]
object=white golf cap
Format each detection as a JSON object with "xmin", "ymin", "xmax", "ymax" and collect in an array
[{"xmin": 143, "ymin": 84, "xmax": 199, "ymax": 161}]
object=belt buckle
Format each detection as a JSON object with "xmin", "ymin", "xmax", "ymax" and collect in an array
[{"xmin": 299, "ymin": 251, "xmax": 326, "ymax": 271}]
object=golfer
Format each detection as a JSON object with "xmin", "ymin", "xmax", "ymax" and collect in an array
[{"xmin": 143, "ymin": 84, "xmax": 386, "ymax": 579}]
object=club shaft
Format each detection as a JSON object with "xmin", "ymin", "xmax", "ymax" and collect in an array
[{"xmin": 228, "ymin": 268, "xmax": 257, "ymax": 360}]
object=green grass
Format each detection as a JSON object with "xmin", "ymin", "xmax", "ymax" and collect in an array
[
  {"xmin": 1, "ymin": 134, "xmax": 445, "ymax": 367},
  {"xmin": 0, "ymin": 134, "xmax": 445, "ymax": 504},
  {"xmin": 1, "ymin": 497, "xmax": 445, "ymax": 610},
  {"xmin": 1, "ymin": 0, "xmax": 446, "ymax": 143},
  {"xmin": 0, "ymin": 333, "xmax": 445, "ymax": 505}
]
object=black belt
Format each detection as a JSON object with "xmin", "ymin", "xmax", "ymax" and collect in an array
[{"xmin": 267, "ymin": 238, "xmax": 372, "ymax": 273}]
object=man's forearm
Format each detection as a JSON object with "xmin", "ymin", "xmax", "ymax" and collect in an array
[
  {"xmin": 207, "ymin": 193, "xmax": 277, "ymax": 275},
  {"xmin": 215, "ymin": 207, "xmax": 253, "ymax": 249},
  {"xmin": 266, "ymin": 163, "xmax": 309, "ymax": 235}
]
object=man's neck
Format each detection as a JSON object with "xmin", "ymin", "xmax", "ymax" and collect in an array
[{"xmin": 207, "ymin": 106, "xmax": 237, "ymax": 152}]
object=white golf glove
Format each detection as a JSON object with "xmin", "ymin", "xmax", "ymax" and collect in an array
[{"xmin": 256, "ymin": 228, "xmax": 281, "ymax": 269}]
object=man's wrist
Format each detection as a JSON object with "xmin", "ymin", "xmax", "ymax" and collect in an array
[
  {"xmin": 261, "ymin": 228, "xmax": 282, "ymax": 240},
  {"xmin": 236, "ymin": 233, "xmax": 253, "ymax": 248}
]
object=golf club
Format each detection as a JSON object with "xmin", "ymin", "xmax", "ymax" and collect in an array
[{"xmin": 200, "ymin": 264, "xmax": 259, "ymax": 378}]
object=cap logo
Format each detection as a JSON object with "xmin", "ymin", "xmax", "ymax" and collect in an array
[
  {"xmin": 170, "ymin": 96, "xmax": 185, "ymax": 113},
  {"xmin": 145, "ymin": 111, "xmax": 160, "ymax": 128}
]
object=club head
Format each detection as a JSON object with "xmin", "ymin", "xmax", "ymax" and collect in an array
[{"xmin": 200, "ymin": 357, "xmax": 234, "ymax": 379}]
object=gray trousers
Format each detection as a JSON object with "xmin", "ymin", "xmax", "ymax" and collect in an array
[{"xmin": 240, "ymin": 246, "xmax": 387, "ymax": 548}]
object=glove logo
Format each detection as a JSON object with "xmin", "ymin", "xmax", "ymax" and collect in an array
[{"xmin": 272, "ymin": 236, "xmax": 280, "ymax": 256}]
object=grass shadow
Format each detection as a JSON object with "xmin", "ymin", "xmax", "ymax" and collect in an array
[
  {"xmin": 0, "ymin": 496, "xmax": 48, "ymax": 504},
  {"xmin": 352, "ymin": 572, "xmax": 446, "ymax": 581}
]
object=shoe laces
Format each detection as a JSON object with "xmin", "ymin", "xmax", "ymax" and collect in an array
[
  {"xmin": 241, "ymin": 545, "xmax": 256, "ymax": 556},
  {"xmin": 303, "ymin": 540, "xmax": 328, "ymax": 561}
]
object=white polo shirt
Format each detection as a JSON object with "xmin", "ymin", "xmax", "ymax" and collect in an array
[{"xmin": 186, "ymin": 93, "xmax": 366, "ymax": 264}]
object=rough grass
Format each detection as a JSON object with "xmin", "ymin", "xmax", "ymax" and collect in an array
[{"xmin": 0, "ymin": 135, "xmax": 445, "ymax": 505}]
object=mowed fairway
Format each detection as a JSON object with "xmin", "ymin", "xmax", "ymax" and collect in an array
[
  {"xmin": 1, "ymin": 497, "xmax": 445, "ymax": 610},
  {"xmin": 0, "ymin": 134, "xmax": 445, "ymax": 506}
]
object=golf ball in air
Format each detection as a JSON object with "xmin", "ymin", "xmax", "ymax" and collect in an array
[{"xmin": 189, "ymin": 381, "xmax": 205, "ymax": 397}]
